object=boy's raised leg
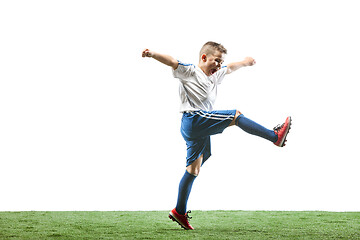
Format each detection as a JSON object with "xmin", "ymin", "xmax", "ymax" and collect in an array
[
  {"xmin": 235, "ymin": 114, "xmax": 278, "ymax": 142},
  {"xmin": 230, "ymin": 110, "xmax": 291, "ymax": 147}
]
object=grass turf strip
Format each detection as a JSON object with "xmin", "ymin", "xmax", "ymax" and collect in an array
[{"xmin": 0, "ymin": 211, "xmax": 359, "ymax": 239}]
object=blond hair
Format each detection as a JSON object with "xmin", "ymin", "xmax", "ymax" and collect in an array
[{"xmin": 199, "ymin": 41, "xmax": 227, "ymax": 59}]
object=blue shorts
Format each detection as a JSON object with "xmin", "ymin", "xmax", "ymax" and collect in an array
[{"xmin": 180, "ymin": 110, "xmax": 236, "ymax": 167}]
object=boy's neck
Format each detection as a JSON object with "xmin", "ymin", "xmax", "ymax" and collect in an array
[{"xmin": 197, "ymin": 63, "xmax": 209, "ymax": 76}]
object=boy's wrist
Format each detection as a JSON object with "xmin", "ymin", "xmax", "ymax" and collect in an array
[{"xmin": 149, "ymin": 51, "xmax": 156, "ymax": 58}]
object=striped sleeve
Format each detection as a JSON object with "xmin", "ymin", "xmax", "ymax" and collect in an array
[{"xmin": 173, "ymin": 60, "xmax": 195, "ymax": 81}]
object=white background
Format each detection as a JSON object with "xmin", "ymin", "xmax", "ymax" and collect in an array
[{"xmin": 1, "ymin": 0, "xmax": 359, "ymax": 211}]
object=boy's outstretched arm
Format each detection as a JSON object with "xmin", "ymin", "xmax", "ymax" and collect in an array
[
  {"xmin": 142, "ymin": 49, "xmax": 179, "ymax": 70},
  {"xmin": 226, "ymin": 57, "xmax": 256, "ymax": 74}
]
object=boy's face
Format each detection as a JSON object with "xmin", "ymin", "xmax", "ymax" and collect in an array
[{"xmin": 200, "ymin": 50, "xmax": 226, "ymax": 76}]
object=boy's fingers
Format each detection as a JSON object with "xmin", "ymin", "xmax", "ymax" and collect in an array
[
  {"xmin": 246, "ymin": 57, "xmax": 255, "ymax": 65},
  {"xmin": 142, "ymin": 49, "xmax": 151, "ymax": 58},
  {"xmin": 142, "ymin": 49, "xmax": 148, "ymax": 57}
]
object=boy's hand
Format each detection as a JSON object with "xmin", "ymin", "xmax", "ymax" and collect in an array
[
  {"xmin": 244, "ymin": 57, "xmax": 256, "ymax": 66},
  {"xmin": 142, "ymin": 49, "xmax": 153, "ymax": 58}
]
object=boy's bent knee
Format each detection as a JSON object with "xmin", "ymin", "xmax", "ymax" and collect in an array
[
  {"xmin": 186, "ymin": 155, "xmax": 203, "ymax": 176},
  {"xmin": 186, "ymin": 167, "xmax": 200, "ymax": 176},
  {"xmin": 229, "ymin": 110, "xmax": 242, "ymax": 126},
  {"xmin": 186, "ymin": 163, "xmax": 201, "ymax": 176}
]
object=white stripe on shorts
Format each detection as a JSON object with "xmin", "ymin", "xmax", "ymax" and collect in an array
[{"xmin": 193, "ymin": 110, "xmax": 234, "ymax": 121}]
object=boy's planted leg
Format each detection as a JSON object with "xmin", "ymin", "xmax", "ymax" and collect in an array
[{"xmin": 169, "ymin": 155, "xmax": 202, "ymax": 230}]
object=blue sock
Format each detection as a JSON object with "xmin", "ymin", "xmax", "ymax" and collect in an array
[
  {"xmin": 235, "ymin": 114, "xmax": 278, "ymax": 143},
  {"xmin": 175, "ymin": 170, "xmax": 197, "ymax": 215}
]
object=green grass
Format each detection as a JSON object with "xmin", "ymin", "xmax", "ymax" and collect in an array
[{"xmin": 0, "ymin": 211, "xmax": 359, "ymax": 239}]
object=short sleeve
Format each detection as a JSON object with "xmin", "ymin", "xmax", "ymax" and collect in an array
[
  {"xmin": 173, "ymin": 60, "xmax": 195, "ymax": 81},
  {"xmin": 215, "ymin": 66, "xmax": 228, "ymax": 85}
]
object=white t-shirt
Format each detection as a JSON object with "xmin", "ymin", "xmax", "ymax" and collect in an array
[{"xmin": 173, "ymin": 61, "xmax": 227, "ymax": 112}]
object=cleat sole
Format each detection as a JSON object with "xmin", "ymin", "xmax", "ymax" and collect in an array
[
  {"xmin": 280, "ymin": 117, "xmax": 292, "ymax": 147},
  {"xmin": 169, "ymin": 213, "xmax": 189, "ymax": 230}
]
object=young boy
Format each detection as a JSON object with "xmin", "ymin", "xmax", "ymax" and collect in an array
[{"xmin": 141, "ymin": 42, "xmax": 291, "ymax": 230}]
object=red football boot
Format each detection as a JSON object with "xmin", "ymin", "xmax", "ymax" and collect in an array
[
  {"xmin": 274, "ymin": 116, "xmax": 292, "ymax": 147},
  {"xmin": 169, "ymin": 208, "xmax": 194, "ymax": 230}
]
